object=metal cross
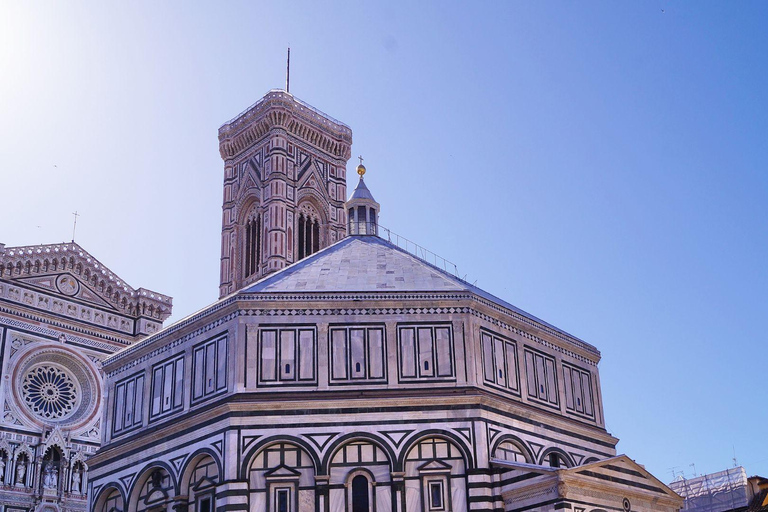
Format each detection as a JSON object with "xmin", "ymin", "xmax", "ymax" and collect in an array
[
  {"xmin": 358, "ymin": 155, "xmax": 364, "ymax": 166},
  {"xmin": 72, "ymin": 211, "xmax": 80, "ymax": 241}
]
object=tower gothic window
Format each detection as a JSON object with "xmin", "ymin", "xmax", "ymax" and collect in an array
[
  {"xmin": 244, "ymin": 213, "xmax": 261, "ymax": 278},
  {"xmin": 297, "ymin": 208, "xmax": 321, "ymax": 260}
]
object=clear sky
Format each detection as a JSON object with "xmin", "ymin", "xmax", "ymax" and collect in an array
[{"xmin": 1, "ymin": 1, "xmax": 766, "ymax": 482}]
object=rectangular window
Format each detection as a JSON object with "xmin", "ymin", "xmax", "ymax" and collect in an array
[
  {"xmin": 399, "ymin": 328, "xmax": 416, "ymax": 378},
  {"xmin": 192, "ymin": 335, "xmax": 228, "ymax": 402},
  {"xmin": 258, "ymin": 327, "xmax": 316, "ymax": 385},
  {"xmin": 397, "ymin": 324, "xmax": 454, "ymax": 381},
  {"xmin": 113, "ymin": 372, "xmax": 144, "ymax": 435},
  {"xmin": 276, "ymin": 488, "xmax": 291, "ymax": 512},
  {"xmin": 350, "ymin": 329, "xmax": 366, "ymax": 378},
  {"xmin": 328, "ymin": 325, "xmax": 386, "ymax": 384},
  {"xmin": 261, "ymin": 330, "xmax": 277, "ymax": 381},
  {"xmin": 150, "ymin": 355, "xmax": 184, "ymax": 420},
  {"xmin": 524, "ymin": 348, "xmax": 559, "ymax": 407},
  {"xmin": 480, "ymin": 329, "xmax": 520, "ymax": 394},
  {"xmin": 331, "ymin": 329, "xmax": 348, "ymax": 380},
  {"xmin": 368, "ymin": 329, "xmax": 384, "ymax": 379},
  {"xmin": 562, "ymin": 363, "xmax": 595, "ymax": 418},
  {"xmin": 482, "ymin": 332, "xmax": 495, "ymax": 381},
  {"xmin": 435, "ymin": 327, "xmax": 452, "ymax": 377},
  {"xmin": 198, "ymin": 496, "xmax": 212, "ymax": 512},
  {"xmin": 428, "ymin": 480, "xmax": 445, "ymax": 510}
]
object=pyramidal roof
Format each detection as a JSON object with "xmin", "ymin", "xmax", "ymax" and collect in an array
[
  {"xmin": 244, "ymin": 236, "xmax": 463, "ymax": 293},
  {"xmin": 241, "ymin": 235, "xmax": 597, "ymax": 355},
  {"xmin": 349, "ymin": 178, "xmax": 376, "ymax": 202}
]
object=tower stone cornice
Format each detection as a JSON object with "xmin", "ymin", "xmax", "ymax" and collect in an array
[{"xmin": 218, "ymin": 89, "xmax": 352, "ymax": 161}]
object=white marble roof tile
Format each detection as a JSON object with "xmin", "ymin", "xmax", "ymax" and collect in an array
[{"xmin": 245, "ymin": 236, "xmax": 465, "ymax": 293}]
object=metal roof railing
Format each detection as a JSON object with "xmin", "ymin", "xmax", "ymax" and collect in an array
[{"xmin": 349, "ymin": 222, "xmax": 461, "ymax": 279}]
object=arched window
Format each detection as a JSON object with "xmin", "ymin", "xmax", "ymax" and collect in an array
[
  {"xmin": 351, "ymin": 475, "xmax": 370, "ymax": 512},
  {"xmin": 544, "ymin": 451, "xmax": 571, "ymax": 468},
  {"xmin": 244, "ymin": 212, "xmax": 261, "ymax": 278},
  {"xmin": 493, "ymin": 440, "xmax": 530, "ymax": 463},
  {"xmin": 248, "ymin": 442, "xmax": 315, "ymax": 512},
  {"xmin": 97, "ymin": 487, "xmax": 124, "ymax": 512},
  {"xmin": 297, "ymin": 203, "xmax": 322, "ymax": 261},
  {"xmin": 404, "ymin": 437, "xmax": 467, "ymax": 512}
]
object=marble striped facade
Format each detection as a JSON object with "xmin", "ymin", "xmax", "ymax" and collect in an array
[{"xmin": 88, "ymin": 271, "xmax": 619, "ymax": 512}]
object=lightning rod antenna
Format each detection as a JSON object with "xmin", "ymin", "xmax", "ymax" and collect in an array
[
  {"xmin": 72, "ymin": 211, "xmax": 80, "ymax": 242},
  {"xmin": 286, "ymin": 47, "xmax": 290, "ymax": 92}
]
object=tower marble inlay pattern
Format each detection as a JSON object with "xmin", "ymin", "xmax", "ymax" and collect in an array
[{"xmin": 217, "ymin": 90, "xmax": 353, "ymax": 297}]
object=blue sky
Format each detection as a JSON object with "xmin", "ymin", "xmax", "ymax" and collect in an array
[{"xmin": 1, "ymin": 1, "xmax": 766, "ymax": 481}]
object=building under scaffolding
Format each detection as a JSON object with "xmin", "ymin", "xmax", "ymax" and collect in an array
[{"xmin": 670, "ymin": 467, "xmax": 768, "ymax": 512}]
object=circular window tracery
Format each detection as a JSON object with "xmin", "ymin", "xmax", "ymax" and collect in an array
[
  {"xmin": 21, "ymin": 365, "xmax": 79, "ymax": 420},
  {"xmin": 12, "ymin": 348, "xmax": 99, "ymax": 429}
]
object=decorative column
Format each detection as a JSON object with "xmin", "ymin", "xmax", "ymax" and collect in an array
[
  {"xmin": 315, "ymin": 475, "xmax": 330, "ymax": 512},
  {"xmin": 391, "ymin": 472, "xmax": 405, "ymax": 512}
]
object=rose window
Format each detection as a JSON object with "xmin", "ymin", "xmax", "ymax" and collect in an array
[
  {"xmin": 21, "ymin": 365, "xmax": 79, "ymax": 420},
  {"xmin": 13, "ymin": 349, "xmax": 99, "ymax": 428}
]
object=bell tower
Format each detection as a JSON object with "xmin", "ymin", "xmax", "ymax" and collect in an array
[{"xmin": 217, "ymin": 90, "xmax": 353, "ymax": 297}]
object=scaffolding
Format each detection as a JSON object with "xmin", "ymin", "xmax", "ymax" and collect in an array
[{"xmin": 669, "ymin": 467, "xmax": 750, "ymax": 512}]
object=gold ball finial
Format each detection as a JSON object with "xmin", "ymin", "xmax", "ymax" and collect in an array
[{"xmin": 357, "ymin": 155, "xmax": 366, "ymax": 177}]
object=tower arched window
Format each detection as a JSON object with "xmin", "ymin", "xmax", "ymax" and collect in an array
[
  {"xmin": 244, "ymin": 212, "xmax": 261, "ymax": 278},
  {"xmin": 297, "ymin": 203, "xmax": 322, "ymax": 261}
]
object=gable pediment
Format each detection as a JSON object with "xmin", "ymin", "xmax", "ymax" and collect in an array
[
  {"xmin": 572, "ymin": 455, "xmax": 681, "ymax": 499},
  {"xmin": 264, "ymin": 465, "xmax": 301, "ymax": 478},
  {"xmin": 417, "ymin": 459, "xmax": 453, "ymax": 472},
  {"xmin": 243, "ymin": 158, "xmax": 263, "ymax": 190},
  {"xmin": 297, "ymin": 164, "xmax": 324, "ymax": 194},
  {"xmin": 15, "ymin": 273, "xmax": 117, "ymax": 310},
  {"xmin": 0, "ymin": 242, "xmax": 172, "ymax": 322}
]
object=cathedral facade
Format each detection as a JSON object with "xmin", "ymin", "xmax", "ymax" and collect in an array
[
  {"xmin": 85, "ymin": 90, "xmax": 682, "ymax": 512},
  {"xmin": 0, "ymin": 242, "xmax": 172, "ymax": 512}
]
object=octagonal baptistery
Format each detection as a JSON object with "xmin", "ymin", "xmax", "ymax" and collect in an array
[
  {"xmin": 88, "ymin": 89, "xmax": 681, "ymax": 512},
  {"xmin": 88, "ymin": 230, "xmax": 680, "ymax": 512}
]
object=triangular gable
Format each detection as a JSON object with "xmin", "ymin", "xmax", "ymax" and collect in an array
[
  {"xmin": 246, "ymin": 158, "xmax": 263, "ymax": 189},
  {"xmin": 296, "ymin": 162, "xmax": 324, "ymax": 194},
  {"xmin": 496, "ymin": 455, "xmax": 682, "ymax": 512},
  {"xmin": 240, "ymin": 160, "xmax": 262, "ymax": 193},
  {"xmin": 571, "ymin": 454, "xmax": 682, "ymax": 500},
  {"xmin": 1, "ymin": 242, "xmax": 172, "ymax": 321},
  {"xmin": 16, "ymin": 273, "xmax": 117, "ymax": 310},
  {"xmin": 417, "ymin": 459, "xmax": 453, "ymax": 472},
  {"xmin": 192, "ymin": 475, "xmax": 218, "ymax": 491},
  {"xmin": 264, "ymin": 465, "xmax": 301, "ymax": 478}
]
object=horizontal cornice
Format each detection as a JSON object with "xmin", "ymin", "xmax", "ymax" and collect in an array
[{"xmin": 218, "ymin": 90, "xmax": 352, "ymax": 161}]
